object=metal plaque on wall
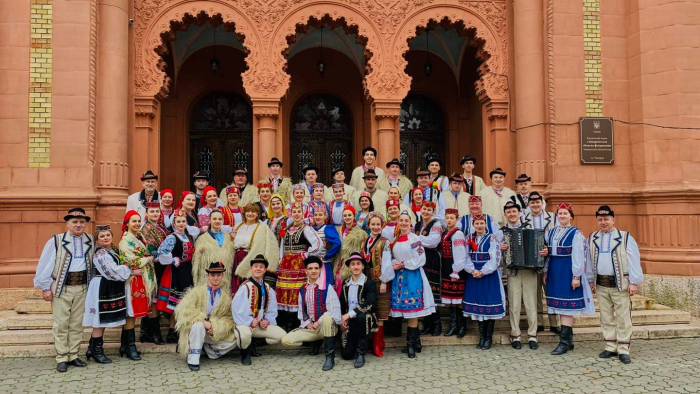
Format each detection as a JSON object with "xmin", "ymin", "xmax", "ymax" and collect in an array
[{"xmin": 580, "ymin": 117, "xmax": 614, "ymax": 164}]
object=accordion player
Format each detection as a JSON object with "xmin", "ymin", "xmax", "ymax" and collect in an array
[{"xmin": 502, "ymin": 227, "xmax": 546, "ymax": 270}]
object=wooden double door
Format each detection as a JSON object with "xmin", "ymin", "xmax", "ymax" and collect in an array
[
  {"xmin": 399, "ymin": 94, "xmax": 446, "ymax": 176},
  {"xmin": 189, "ymin": 92, "xmax": 253, "ymax": 191},
  {"xmin": 289, "ymin": 94, "xmax": 354, "ymax": 184}
]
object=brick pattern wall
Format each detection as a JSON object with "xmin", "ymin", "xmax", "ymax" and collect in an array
[
  {"xmin": 583, "ymin": 0, "xmax": 603, "ymax": 116},
  {"xmin": 28, "ymin": 0, "xmax": 52, "ymax": 168}
]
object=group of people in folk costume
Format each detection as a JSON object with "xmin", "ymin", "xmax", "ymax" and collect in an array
[{"xmin": 35, "ymin": 147, "xmax": 644, "ymax": 373}]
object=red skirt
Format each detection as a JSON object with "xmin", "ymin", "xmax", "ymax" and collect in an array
[
  {"xmin": 231, "ymin": 249, "xmax": 249, "ymax": 294},
  {"xmin": 156, "ymin": 265, "xmax": 173, "ymax": 314},
  {"xmin": 129, "ymin": 275, "xmax": 150, "ymax": 318},
  {"xmin": 275, "ymin": 253, "xmax": 306, "ymax": 311}
]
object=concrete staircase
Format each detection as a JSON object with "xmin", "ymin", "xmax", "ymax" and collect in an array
[{"xmin": 1, "ymin": 295, "xmax": 698, "ymax": 358}]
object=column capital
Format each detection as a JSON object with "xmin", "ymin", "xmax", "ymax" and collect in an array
[
  {"xmin": 252, "ymin": 100, "xmax": 281, "ymax": 119},
  {"xmin": 135, "ymin": 96, "xmax": 159, "ymax": 118},
  {"xmin": 372, "ymin": 100, "xmax": 402, "ymax": 119},
  {"xmin": 485, "ymin": 99, "xmax": 510, "ymax": 122}
]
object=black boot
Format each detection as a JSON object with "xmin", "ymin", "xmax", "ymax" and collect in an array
[
  {"xmin": 152, "ymin": 316, "xmax": 165, "ymax": 345},
  {"xmin": 419, "ymin": 314, "xmax": 434, "ymax": 335},
  {"xmin": 402, "ymin": 326, "xmax": 423, "ymax": 354},
  {"xmin": 118, "ymin": 328, "xmax": 127, "ymax": 357},
  {"xmin": 354, "ymin": 337, "xmax": 367, "ymax": 368},
  {"xmin": 123, "ymin": 328, "xmax": 142, "ymax": 361},
  {"xmin": 139, "ymin": 317, "xmax": 154, "ymax": 343},
  {"xmin": 86, "ymin": 336, "xmax": 112, "ymax": 364},
  {"xmin": 390, "ymin": 317, "xmax": 403, "ymax": 337},
  {"xmin": 476, "ymin": 321, "xmax": 485, "ymax": 349},
  {"xmin": 482, "ymin": 320, "xmax": 495, "ymax": 350},
  {"xmin": 241, "ymin": 348, "xmax": 252, "ymax": 365},
  {"xmin": 456, "ymin": 313, "xmax": 467, "ymax": 338},
  {"xmin": 322, "ymin": 336, "xmax": 335, "ymax": 371},
  {"xmin": 249, "ymin": 342, "xmax": 262, "ymax": 357},
  {"xmin": 166, "ymin": 328, "xmax": 178, "ymax": 344},
  {"xmin": 551, "ymin": 325, "xmax": 572, "ymax": 355},
  {"xmin": 431, "ymin": 311, "xmax": 442, "ymax": 336},
  {"xmin": 309, "ymin": 340, "xmax": 323, "ymax": 355},
  {"xmin": 444, "ymin": 308, "xmax": 458, "ymax": 336},
  {"xmin": 406, "ymin": 327, "xmax": 417, "ymax": 358},
  {"xmin": 566, "ymin": 326, "xmax": 575, "ymax": 350}
]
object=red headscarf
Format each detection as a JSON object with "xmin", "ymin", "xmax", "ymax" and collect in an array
[
  {"xmin": 177, "ymin": 191, "xmax": 195, "ymax": 210},
  {"xmin": 122, "ymin": 210, "xmax": 140, "ymax": 233},
  {"xmin": 161, "ymin": 188, "xmax": 174, "ymax": 199},
  {"xmin": 200, "ymin": 186, "xmax": 218, "ymax": 207}
]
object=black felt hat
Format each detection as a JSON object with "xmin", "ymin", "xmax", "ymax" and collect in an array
[
  {"xmin": 303, "ymin": 255, "xmax": 323, "ymax": 268},
  {"xmin": 344, "ymin": 252, "xmax": 367, "ymax": 267},
  {"xmin": 249, "ymin": 254, "xmax": 269, "ymax": 268},
  {"xmin": 63, "ymin": 207, "xmax": 91, "ymax": 222}
]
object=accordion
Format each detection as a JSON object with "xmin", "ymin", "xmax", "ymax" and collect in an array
[{"xmin": 502, "ymin": 228, "xmax": 546, "ymax": 270}]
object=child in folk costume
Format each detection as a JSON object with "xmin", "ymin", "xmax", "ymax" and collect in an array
[
  {"xmin": 138, "ymin": 201, "xmax": 169, "ymax": 345},
  {"xmin": 197, "ymin": 186, "xmax": 220, "ymax": 232},
  {"xmin": 276, "ymin": 202, "xmax": 322, "ymax": 331},
  {"xmin": 221, "ymin": 186, "xmax": 244, "ymax": 228},
  {"xmin": 83, "ymin": 224, "xmax": 132, "ymax": 364},
  {"xmin": 362, "ymin": 212, "xmax": 391, "ymax": 357},
  {"xmin": 175, "ymin": 262, "xmax": 237, "ymax": 372},
  {"xmin": 415, "ymin": 200, "xmax": 444, "ymax": 337},
  {"xmin": 454, "ymin": 214, "xmax": 506, "ymax": 350},
  {"xmin": 233, "ymin": 204, "xmax": 280, "ymax": 290},
  {"xmin": 333, "ymin": 205, "xmax": 368, "ymax": 296},
  {"xmin": 441, "ymin": 208, "xmax": 468, "ymax": 338},
  {"xmin": 119, "ymin": 210, "xmax": 157, "ymax": 360},
  {"xmin": 542, "ymin": 203, "xmax": 595, "ymax": 355},
  {"xmin": 191, "ymin": 210, "xmax": 234, "ymax": 289},
  {"xmin": 233, "ymin": 255, "xmax": 287, "ymax": 365},
  {"xmin": 156, "ymin": 209, "xmax": 198, "ymax": 343},
  {"xmin": 381, "ymin": 211, "xmax": 436, "ymax": 358}
]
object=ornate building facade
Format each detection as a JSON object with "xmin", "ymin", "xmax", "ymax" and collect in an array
[{"xmin": 0, "ymin": 0, "xmax": 699, "ymax": 313}]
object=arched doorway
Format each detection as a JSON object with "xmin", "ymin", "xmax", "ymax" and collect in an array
[
  {"xmin": 399, "ymin": 95, "xmax": 446, "ymax": 175},
  {"xmin": 189, "ymin": 92, "xmax": 253, "ymax": 190},
  {"xmin": 289, "ymin": 94, "xmax": 353, "ymax": 184}
]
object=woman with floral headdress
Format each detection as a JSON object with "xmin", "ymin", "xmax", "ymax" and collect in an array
[
  {"xmin": 83, "ymin": 224, "xmax": 133, "ymax": 364},
  {"xmin": 541, "ymin": 203, "xmax": 595, "ymax": 355},
  {"xmin": 362, "ymin": 212, "xmax": 390, "ymax": 357},
  {"xmin": 332, "ymin": 205, "xmax": 368, "ymax": 296},
  {"xmin": 119, "ymin": 210, "xmax": 157, "ymax": 360},
  {"xmin": 221, "ymin": 186, "xmax": 243, "ymax": 228}
]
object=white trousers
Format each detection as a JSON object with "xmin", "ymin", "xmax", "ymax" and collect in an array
[{"xmin": 187, "ymin": 322, "xmax": 238, "ymax": 365}]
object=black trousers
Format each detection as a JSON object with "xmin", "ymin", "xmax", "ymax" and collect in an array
[{"xmin": 341, "ymin": 313, "xmax": 368, "ymax": 360}]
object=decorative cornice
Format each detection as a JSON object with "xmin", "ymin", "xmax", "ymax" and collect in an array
[{"xmin": 252, "ymin": 100, "xmax": 281, "ymax": 118}]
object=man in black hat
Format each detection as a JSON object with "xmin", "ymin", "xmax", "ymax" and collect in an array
[
  {"xmin": 350, "ymin": 146, "xmax": 385, "ymax": 191},
  {"xmin": 520, "ymin": 191, "xmax": 560, "ymax": 334},
  {"xmin": 220, "ymin": 167, "xmax": 258, "ymax": 207},
  {"xmin": 192, "ymin": 171, "xmax": 222, "ymax": 211},
  {"xmin": 479, "ymin": 167, "xmax": 517, "ymax": 226},
  {"xmin": 514, "ymin": 173, "xmax": 546, "ymax": 215},
  {"xmin": 126, "ymin": 170, "xmax": 160, "ymax": 220},
  {"xmin": 34, "ymin": 208, "xmax": 95, "ymax": 372},
  {"xmin": 175, "ymin": 261, "xmax": 237, "ymax": 371},
  {"xmin": 260, "ymin": 157, "xmax": 293, "ymax": 204},
  {"xmin": 339, "ymin": 252, "xmax": 377, "ymax": 368},
  {"xmin": 281, "ymin": 256, "xmax": 341, "ymax": 371},
  {"xmin": 232, "ymin": 255, "xmax": 287, "ymax": 365},
  {"xmin": 587, "ymin": 205, "xmax": 643, "ymax": 364},
  {"xmin": 351, "ymin": 169, "xmax": 389, "ymax": 214},
  {"xmin": 460, "ymin": 155, "xmax": 486, "ymax": 196},
  {"xmin": 377, "ymin": 158, "xmax": 413, "ymax": 198},
  {"xmin": 323, "ymin": 168, "xmax": 355, "ymax": 202}
]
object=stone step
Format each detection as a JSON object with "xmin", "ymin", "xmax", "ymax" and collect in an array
[
  {"xmin": 12, "ymin": 295, "xmax": 658, "ymax": 314},
  {"xmin": 1, "ymin": 321, "xmax": 698, "ymax": 358}
]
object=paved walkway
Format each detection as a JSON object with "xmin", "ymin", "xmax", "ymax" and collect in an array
[{"xmin": 1, "ymin": 338, "xmax": 699, "ymax": 393}]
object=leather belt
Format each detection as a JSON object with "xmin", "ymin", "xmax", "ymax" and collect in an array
[
  {"xmin": 66, "ymin": 271, "xmax": 87, "ymax": 285},
  {"xmin": 596, "ymin": 275, "xmax": 616, "ymax": 288}
]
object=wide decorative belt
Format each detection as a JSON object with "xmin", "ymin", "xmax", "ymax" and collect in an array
[
  {"xmin": 66, "ymin": 271, "xmax": 87, "ymax": 286},
  {"xmin": 596, "ymin": 275, "xmax": 616, "ymax": 288}
]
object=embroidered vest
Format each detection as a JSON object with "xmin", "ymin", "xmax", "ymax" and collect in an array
[
  {"xmin": 283, "ymin": 225, "xmax": 311, "ymax": 254},
  {"xmin": 588, "ymin": 229, "xmax": 631, "ymax": 291},
  {"xmin": 415, "ymin": 219, "xmax": 438, "ymax": 251},
  {"xmin": 547, "ymin": 227, "xmax": 577, "ymax": 256},
  {"xmin": 244, "ymin": 279, "xmax": 271, "ymax": 316},
  {"xmin": 441, "ymin": 228, "xmax": 459, "ymax": 258},
  {"xmin": 172, "ymin": 234, "xmax": 195, "ymax": 263},
  {"xmin": 469, "ymin": 235, "xmax": 491, "ymax": 263},
  {"xmin": 460, "ymin": 214, "xmax": 496, "ymax": 236},
  {"xmin": 299, "ymin": 283, "xmax": 328, "ymax": 322},
  {"xmin": 50, "ymin": 232, "xmax": 94, "ymax": 297},
  {"xmin": 523, "ymin": 211, "xmax": 555, "ymax": 232}
]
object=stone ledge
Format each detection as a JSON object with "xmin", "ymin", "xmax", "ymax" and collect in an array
[{"xmin": 640, "ymin": 274, "xmax": 700, "ymax": 317}]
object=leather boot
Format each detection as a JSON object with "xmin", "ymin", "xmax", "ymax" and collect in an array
[
  {"xmin": 152, "ymin": 316, "xmax": 165, "ymax": 345},
  {"xmin": 118, "ymin": 328, "xmax": 127, "ymax": 357},
  {"xmin": 482, "ymin": 320, "xmax": 495, "ymax": 350},
  {"xmin": 419, "ymin": 314, "xmax": 434, "ymax": 335},
  {"xmin": 402, "ymin": 325, "xmax": 423, "ymax": 354},
  {"xmin": 456, "ymin": 313, "xmax": 467, "ymax": 338},
  {"xmin": 476, "ymin": 321, "xmax": 485, "ymax": 349},
  {"xmin": 354, "ymin": 337, "xmax": 367, "ymax": 368},
  {"xmin": 322, "ymin": 336, "xmax": 335, "ymax": 371},
  {"xmin": 166, "ymin": 328, "xmax": 178, "ymax": 344},
  {"xmin": 431, "ymin": 310, "xmax": 442, "ymax": 336},
  {"xmin": 249, "ymin": 342, "xmax": 262, "ymax": 357},
  {"xmin": 139, "ymin": 317, "xmax": 154, "ymax": 343},
  {"xmin": 551, "ymin": 325, "xmax": 572, "ymax": 355},
  {"xmin": 86, "ymin": 336, "xmax": 112, "ymax": 364},
  {"xmin": 444, "ymin": 308, "xmax": 458, "ymax": 336},
  {"xmin": 309, "ymin": 340, "xmax": 322, "ymax": 355},
  {"xmin": 566, "ymin": 325, "xmax": 575, "ymax": 350},
  {"xmin": 373, "ymin": 326, "xmax": 385, "ymax": 357},
  {"xmin": 241, "ymin": 348, "xmax": 252, "ymax": 365},
  {"xmin": 123, "ymin": 328, "xmax": 142, "ymax": 361},
  {"xmin": 406, "ymin": 327, "xmax": 417, "ymax": 358},
  {"xmin": 390, "ymin": 317, "xmax": 403, "ymax": 337}
]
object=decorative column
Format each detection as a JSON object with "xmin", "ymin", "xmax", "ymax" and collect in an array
[
  {"xmin": 95, "ymin": 0, "xmax": 129, "ymax": 205},
  {"xmin": 513, "ymin": 0, "xmax": 547, "ymax": 184},
  {"xmin": 373, "ymin": 100, "xmax": 401, "ymax": 163},
  {"xmin": 133, "ymin": 97, "xmax": 161, "ymax": 180},
  {"xmin": 253, "ymin": 100, "xmax": 281, "ymax": 182}
]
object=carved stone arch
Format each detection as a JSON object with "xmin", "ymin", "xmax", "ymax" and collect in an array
[
  {"xmin": 384, "ymin": 4, "xmax": 509, "ymax": 103},
  {"xmin": 134, "ymin": 1, "xmax": 262, "ymax": 98},
  {"xmin": 252, "ymin": 5, "xmax": 386, "ymax": 101}
]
